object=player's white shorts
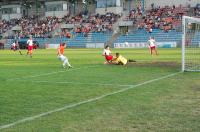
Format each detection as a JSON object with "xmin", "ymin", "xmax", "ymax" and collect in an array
[{"xmin": 58, "ymin": 55, "xmax": 67, "ymax": 61}]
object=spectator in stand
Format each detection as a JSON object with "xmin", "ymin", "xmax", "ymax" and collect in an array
[{"xmin": 193, "ymin": 6, "xmax": 200, "ymax": 16}]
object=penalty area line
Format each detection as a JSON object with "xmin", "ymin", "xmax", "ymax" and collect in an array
[
  {"xmin": 0, "ymin": 71, "xmax": 181, "ymax": 130},
  {"xmin": 7, "ymin": 65, "xmax": 99, "ymax": 81},
  {"xmin": 14, "ymin": 80, "xmax": 134, "ymax": 87}
]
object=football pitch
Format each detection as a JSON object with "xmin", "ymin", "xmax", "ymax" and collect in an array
[{"xmin": 0, "ymin": 48, "xmax": 200, "ymax": 131}]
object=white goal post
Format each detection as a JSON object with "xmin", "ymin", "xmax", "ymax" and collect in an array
[{"xmin": 182, "ymin": 16, "xmax": 200, "ymax": 72}]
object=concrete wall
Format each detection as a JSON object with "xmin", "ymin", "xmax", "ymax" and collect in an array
[
  {"xmin": 2, "ymin": 14, "xmax": 22, "ymax": 21},
  {"xmin": 145, "ymin": 0, "xmax": 200, "ymax": 9},
  {"xmin": 1, "ymin": 5, "xmax": 22, "ymax": 20},
  {"xmin": 45, "ymin": 11, "xmax": 68, "ymax": 18},
  {"xmin": 96, "ymin": 7, "xmax": 123, "ymax": 15},
  {"xmin": 28, "ymin": 4, "xmax": 45, "ymax": 17},
  {"xmin": 68, "ymin": 1, "xmax": 96, "ymax": 15},
  {"xmin": 122, "ymin": 0, "xmax": 135, "ymax": 11},
  {"xmin": 45, "ymin": 1, "xmax": 68, "ymax": 17}
]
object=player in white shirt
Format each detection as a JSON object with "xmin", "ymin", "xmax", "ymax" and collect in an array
[
  {"xmin": 102, "ymin": 45, "xmax": 113, "ymax": 64},
  {"xmin": 11, "ymin": 40, "xmax": 23, "ymax": 55},
  {"xmin": 11, "ymin": 41, "xmax": 16, "ymax": 51},
  {"xmin": 147, "ymin": 37, "xmax": 158, "ymax": 55},
  {"xmin": 27, "ymin": 36, "xmax": 34, "ymax": 58}
]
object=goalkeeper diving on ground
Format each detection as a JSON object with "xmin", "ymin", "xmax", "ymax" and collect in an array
[{"xmin": 104, "ymin": 52, "xmax": 136, "ymax": 65}]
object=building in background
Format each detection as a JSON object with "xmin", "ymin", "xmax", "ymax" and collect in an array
[{"xmin": 0, "ymin": 0, "xmax": 199, "ymax": 20}]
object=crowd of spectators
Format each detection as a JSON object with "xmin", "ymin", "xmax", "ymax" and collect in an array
[
  {"xmin": 58, "ymin": 12, "xmax": 120, "ymax": 38},
  {"xmin": 19, "ymin": 16, "xmax": 61, "ymax": 38},
  {"xmin": 61, "ymin": 12, "xmax": 120, "ymax": 37},
  {"xmin": 193, "ymin": 5, "xmax": 200, "ymax": 17},
  {"xmin": 0, "ymin": 16, "xmax": 62, "ymax": 39},
  {"xmin": 1, "ymin": 4, "xmax": 199, "ymax": 39},
  {"xmin": 128, "ymin": 5, "xmax": 143, "ymax": 22},
  {"xmin": 0, "ymin": 12, "xmax": 120, "ymax": 39},
  {"xmin": 127, "ymin": 4, "xmax": 199, "ymax": 33},
  {"xmin": 14, "ymin": 16, "xmax": 62, "ymax": 38},
  {"xmin": 137, "ymin": 5, "xmax": 188, "ymax": 33},
  {"xmin": 0, "ymin": 19, "xmax": 16, "ymax": 34}
]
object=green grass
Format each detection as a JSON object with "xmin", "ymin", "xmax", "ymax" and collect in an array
[{"xmin": 0, "ymin": 48, "xmax": 200, "ymax": 132}]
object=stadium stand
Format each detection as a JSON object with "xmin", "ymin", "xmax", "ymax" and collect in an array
[
  {"xmin": 114, "ymin": 29, "xmax": 182, "ymax": 43},
  {"xmin": 114, "ymin": 5, "xmax": 192, "ymax": 46},
  {"xmin": 0, "ymin": 1, "xmax": 200, "ymax": 48},
  {"xmin": 2, "ymin": 12, "xmax": 118, "ymax": 48},
  {"xmin": 0, "ymin": 19, "xmax": 16, "ymax": 34},
  {"xmin": 46, "ymin": 32, "xmax": 112, "ymax": 48}
]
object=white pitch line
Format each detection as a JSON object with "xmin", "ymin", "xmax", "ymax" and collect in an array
[
  {"xmin": 15, "ymin": 80, "xmax": 133, "ymax": 87},
  {"xmin": 0, "ymin": 71, "xmax": 181, "ymax": 130},
  {"xmin": 7, "ymin": 65, "xmax": 99, "ymax": 81}
]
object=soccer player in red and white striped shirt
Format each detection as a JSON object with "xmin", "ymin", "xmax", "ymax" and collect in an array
[
  {"xmin": 102, "ymin": 45, "xmax": 113, "ymax": 64},
  {"xmin": 27, "ymin": 36, "xmax": 34, "ymax": 58},
  {"xmin": 147, "ymin": 37, "xmax": 158, "ymax": 55}
]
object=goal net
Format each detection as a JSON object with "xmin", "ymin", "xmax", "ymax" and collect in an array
[{"xmin": 182, "ymin": 16, "xmax": 200, "ymax": 72}]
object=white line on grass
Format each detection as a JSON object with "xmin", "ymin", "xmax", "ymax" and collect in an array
[
  {"xmin": 0, "ymin": 71, "xmax": 181, "ymax": 130},
  {"xmin": 15, "ymin": 80, "xmax": 133, "ymax": 87},
  {"xmin": 7, "ymin": 65, "xmax": 99, "ymax": 81}
]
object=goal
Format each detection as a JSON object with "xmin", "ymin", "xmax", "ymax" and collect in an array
[{"xmin": 182, "ymin": 16, "xmax": 200, "ymax": 72}]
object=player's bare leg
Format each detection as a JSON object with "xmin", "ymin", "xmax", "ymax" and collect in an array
[
  {"xmin": 19, "ymin": 50, "xmax": 23, "ymax": 55},
  {"xmin": 150, "ymin": 48, "xmax": 153, "ymax": 55},
  {"xmin": 27, "ymin": 50, "xmax": 32, "ymax": 58},
  {"xmin": 149, "ymin": 47, "xmax": 152, "ymax": 55},
  {"xmin": 30, "ymin": 51, "xmax": 32, "ymax": 58},
  {"xmin": 155, "ymin": 48, "xmax": 158, "ymax": 55},
  {"xmin": 63, "ymin": 58, "xmax": 72, "ymax": 69}
]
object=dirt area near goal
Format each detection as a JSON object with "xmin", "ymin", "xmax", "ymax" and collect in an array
[{"xmin": 126, "ymin": 61, "xmax": 180, "ymax": 68}]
